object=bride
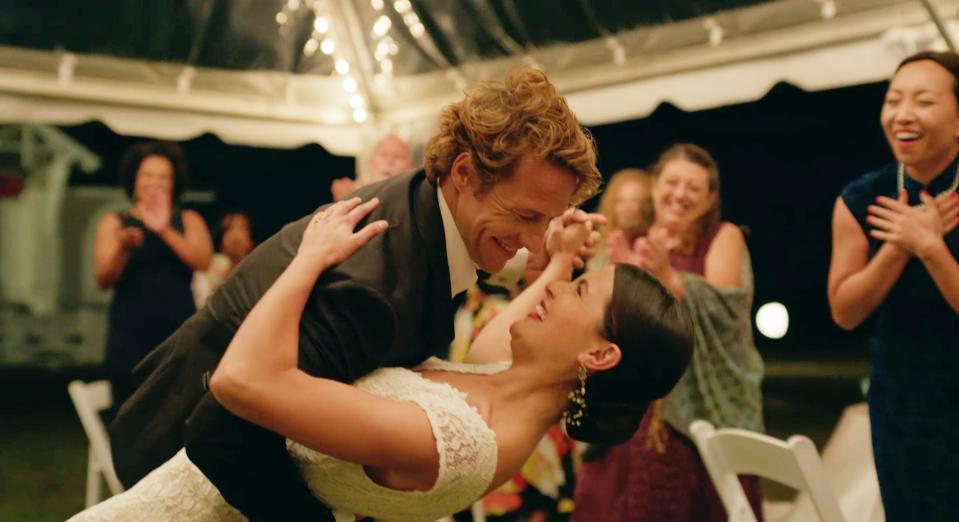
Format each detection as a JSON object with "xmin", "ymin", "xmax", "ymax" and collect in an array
[{"xmin": 70, "ymin": 197, "xmax": 692, "ymax": 521}]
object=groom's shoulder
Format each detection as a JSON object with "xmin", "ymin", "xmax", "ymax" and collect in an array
[{"xmin": 353, "ymin": 169, "xmax": 430, "ymax": 208}]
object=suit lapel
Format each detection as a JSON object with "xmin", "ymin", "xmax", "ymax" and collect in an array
[{"xmin": 408, "ymin": 171, "xmax": 456, "ymax": 351}]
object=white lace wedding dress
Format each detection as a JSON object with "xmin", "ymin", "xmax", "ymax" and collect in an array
[{"xmin": 69, "ymin": 357, "xmax": 508, "ymax": 522}]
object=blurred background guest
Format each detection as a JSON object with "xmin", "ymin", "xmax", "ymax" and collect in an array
[
  {"xmin": 192, "ymin": 211, "xmax": 255, "ymax": 308},
  {"xmin": 330, "ymin": 134, "xmax": 414, "ymax": 201},
  {"xmin": 828, "ymin": 50, "xmax": 959, "ymax": 519},
  {"xmin": 588, "ymin": 168, "xmax": 653, "ymax": 271},
  {"xmin": 573, "ymin": 143, "xmax": 764, "ymax": 522},
  {"xmin": 92, "ymin": 141, "xmax": 212, "ymax": 412}
]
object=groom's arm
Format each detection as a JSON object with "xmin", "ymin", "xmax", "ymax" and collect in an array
[{"xmin": 185, "ymin": 283, "xmax": 396, "ymax": 522}]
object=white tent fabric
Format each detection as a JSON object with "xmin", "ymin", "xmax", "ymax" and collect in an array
[{"xmin": 0, "ymin": 0, "xmax": 955, "ymax": 155}]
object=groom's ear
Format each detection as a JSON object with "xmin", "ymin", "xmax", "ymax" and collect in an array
[{"xmin": 449, "ymin": 152, "xmax": 476, "ymax": 192}]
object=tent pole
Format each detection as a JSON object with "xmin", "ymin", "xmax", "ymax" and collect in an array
[{"xmin": 918, "ymin": 0, "xmax": 956, "ymax": 50}]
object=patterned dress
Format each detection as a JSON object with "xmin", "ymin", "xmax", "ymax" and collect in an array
[{"xmin": 840, "ymin": 161, "xmax": 959, "ymax": 520}]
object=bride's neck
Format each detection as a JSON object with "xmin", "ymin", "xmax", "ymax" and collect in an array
[{"xmin": 485, "ymin": 363, "xmax": 574, "ymax": 428}]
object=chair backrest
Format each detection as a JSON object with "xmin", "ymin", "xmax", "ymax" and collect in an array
[
  {"xmin": 68, "ymin": 380, "xmax": 124, "ymax": 506},
  {"xmin": 690, "ymin": 420, "xmax": 846, "ymax": 522}
]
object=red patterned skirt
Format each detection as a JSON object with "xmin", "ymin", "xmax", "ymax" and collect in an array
[{"xmin": 571, "ymin": 407, "xmax": 763, "ymax": 522}]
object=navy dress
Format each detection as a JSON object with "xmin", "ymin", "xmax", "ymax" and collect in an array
[
  {"xmin": 841, "ymin": 160, "xmax": 959, "ymax": 520},
  {"xmin": 104, "ymin": 210, "xmax": 196, "ymax": 411}
]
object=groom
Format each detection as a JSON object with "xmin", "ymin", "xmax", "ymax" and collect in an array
[{"xmin": 109, "ymin": 67, "xmax": 602, "ymax": 521}]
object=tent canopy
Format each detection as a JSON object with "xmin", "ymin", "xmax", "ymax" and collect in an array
[{"xmin": 0, "ymin": 0, "xmax": 954, "ymax": 154}]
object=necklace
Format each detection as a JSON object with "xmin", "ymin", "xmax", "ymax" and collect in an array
[{"xmin": 897, "ymin": 162, "xmax": 959, "ymax": 195}]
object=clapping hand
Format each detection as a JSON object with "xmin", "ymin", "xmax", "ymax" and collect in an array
[
  {"xmin": 634, "ymin": 227, "xmax": 674, "ymax": 282},
  {"xmin": 934, "ymin": 190, "xmax": 959, "ymax": 235},
  {"xmin": 607, "ymin": 229, "xmax": 638, "ymax": 265},
  {"xmin": 138, "ymin": 187, "xmax": 172, "ymax": 233},
  {"xmin": 330, "ymin": 178, "xmax": 358, "ymax": 202},
  {"xmin": 868, "ymin": 190, "xmax": 958, "ymax": 257},
  {"xmin": 298, "ymin": 197, "xmax": 389, "ymax": 270}
]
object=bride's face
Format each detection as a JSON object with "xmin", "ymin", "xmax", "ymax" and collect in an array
[{"xmin": 510, "ymin": 266, "xmax": 615, "ymax": 364}]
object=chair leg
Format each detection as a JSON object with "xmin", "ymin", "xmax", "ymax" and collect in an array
[
  {"xmin": 85, "ymin": 446, "xmax": 101, "ymax": 507},
  {"xmin": 471, "ymin": 500, "xmax": 486, "ymax": 522}
]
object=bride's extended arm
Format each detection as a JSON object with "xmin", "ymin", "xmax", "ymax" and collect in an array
[
  {"xmin": 210, "ymin": 198, "xmax": 437, "ymax": 472},
  {"xmin": 466, "ymin": 214, "xmax": 591, "ymax": 364}
]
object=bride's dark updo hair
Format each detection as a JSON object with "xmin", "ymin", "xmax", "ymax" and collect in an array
[{"xmin": 565, "ymin": 264, "xmax": 693, "ymax": 444}]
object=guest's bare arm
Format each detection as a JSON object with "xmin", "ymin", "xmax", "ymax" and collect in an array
[{"xmin": 828, "ymin": 197, "xmax": 910, "ymax": 330}]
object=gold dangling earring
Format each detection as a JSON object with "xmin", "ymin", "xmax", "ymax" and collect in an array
[{"xmin": 563, "ymin": 365, "xmax": 588, "ymax": 427}]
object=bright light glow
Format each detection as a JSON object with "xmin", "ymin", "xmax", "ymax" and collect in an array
[
  {"xmin": 756, "ymin": 302, "xmax": 789, "ymax": 339},
  {"xmin": 313, "ymin": 16, "xmax": 329, "ymax": 33},
  {"xmin": 410, "ymin": 22, "xmax": 425, "ymax": 38},
  {"xmin": 320, "ymin": 38, "xmax": 335, "ymax": 55},
  {"xmin": 303, "ymin": 38, "xmax": 319, "ymax": 56},
  {"xmin": 371, "ymin": 0, "xmax": 384, "ymax": 10},
  {"xmin": 335, "ymin": 58, "xmax": 350, "ymax": 74},
  {"xmin": 403, "ymin": 12, "xmax": 419, "ymax": 27},
  {"xmin": 288, "ymin": 0, "xmax": 300, "ymax": 9},
  {"xmin": 349, "ymin": 94, "xmax": 365, "ymax": 109},
  {"xmin": 393, "ymin": 0, "xmax": 412, "ymax": 13},
  {"xmin": 353, "ymin": 108, "xmax": 368, "ymax": 123},
  {"xmin": 372, "ymin": 15, "xmax": 392, "ymax": 38},
  {"xmin": 275, "ymin": 12, "xmax": 289, "ymax": 25},
  {"xmin": 374, "ymin": 41, "xmax": 389, "ymax": 61},
  {"xmin": 380, "ymin": 58, "xmax": 393, "ymax": 74},
  {"xmin": 819, "ymin": 0, "xmax": 837, "ymax": 19},
  {"xmin": 342, "ymin": 76, "xmax": 358, "ymax": 92}
]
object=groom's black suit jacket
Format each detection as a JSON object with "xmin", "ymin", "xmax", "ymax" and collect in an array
[{"xmin": 109, "ymin": 170, "xmax": 458, "ymax": 521}]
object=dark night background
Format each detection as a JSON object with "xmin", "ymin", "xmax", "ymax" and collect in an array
[{"xmin": 63, "ymin": 79, "xmax": 889, "ymax": 358}]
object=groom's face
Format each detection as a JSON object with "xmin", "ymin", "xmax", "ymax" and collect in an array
[{"xmin": 451, "ymin": 153, "xmax": 577, "ymax": 273}]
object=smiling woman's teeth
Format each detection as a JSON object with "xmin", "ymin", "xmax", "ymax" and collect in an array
[
  {"xmin": 896, "ymin": 131, "xmax": 920, "ymax": 140},
  {"xmin": 535, "ymin": 304, "xmax": 545, "ymax": 318}
]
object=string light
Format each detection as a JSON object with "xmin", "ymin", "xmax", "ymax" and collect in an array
[
  {"xmin": 703, "ymin": 17, "xmax": 724, "ymax": 47},
  {"xmin": 313, "ymin": 16, "xmax": 329, "ymax": 33},
  {"xmin": 320, "ymin": 38, "xmax": 335, "ymax": 55},
  {"xmin": 372, "ymin": 15, "xmax": 392, "ymax": 38},
  {"xmin": 342, "ymin": 76, "xmax": 358, "ymax": 92},
  {"xmin": 335, "ymin": 58, "xmax": 350, "ymax": 74},
  {"xmin": 353, "ymin": 108, "xmax": 368, "ymax": 123},
  {"xmin": 371, "ymin": 0, "xmax": 384, "ymax": 10}
]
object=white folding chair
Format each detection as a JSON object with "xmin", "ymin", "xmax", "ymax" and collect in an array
[
  {"xmin": 67, "ymin": 380, "xmax": 124, "ymax": 506},
  {"xmin": 690, "ymin": 420, "xmax": 845, "ymax": 522},
  {"xmin": 763, "ymin": 403, "xmax": 884, "ymax": 522}
]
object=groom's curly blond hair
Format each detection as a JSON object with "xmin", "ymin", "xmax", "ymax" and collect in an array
[{"xmin": 423, "ymin": 68, "xmax": 601, "ymax": 204}]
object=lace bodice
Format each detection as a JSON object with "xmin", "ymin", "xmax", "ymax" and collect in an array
[
  {"xmin": 69, "ymin": 357, "xmax": 510, "ymax": 522},
  {"xmin": 292, "ymin": 357, "xmax": 508, "ymax": 521}
]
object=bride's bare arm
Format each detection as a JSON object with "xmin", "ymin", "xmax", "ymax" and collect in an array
[
  {"xmin": 466, "ymin": 213, "xmax": 591, "ymax": 364},
  {"xmin": 210, "ymin": 198, "xmax": 437, "ymax": 472}
]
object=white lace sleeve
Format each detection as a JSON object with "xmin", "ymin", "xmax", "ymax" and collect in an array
[{"xmin": 288, "ymin": 367, "xmax": 499, "ymax": 521}]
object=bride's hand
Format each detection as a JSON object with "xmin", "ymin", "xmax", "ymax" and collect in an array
[
  {"xmin": 545, "ymin": 209, "xmax": 593, "ymax": 264},
  {"xmin": 297, "ymin": 197, "xmax": 389, "ymax": 270}
]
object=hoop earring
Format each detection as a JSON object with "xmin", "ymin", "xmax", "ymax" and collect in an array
[{"xmin": 563, "ymin": 365, "xmax": 588, "ymax": 427}]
